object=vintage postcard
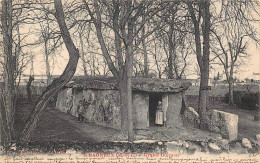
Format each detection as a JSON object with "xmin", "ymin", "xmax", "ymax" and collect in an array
[{"xmin": 0, "ymin": 0, "xmax": 259, "ymax": 162}]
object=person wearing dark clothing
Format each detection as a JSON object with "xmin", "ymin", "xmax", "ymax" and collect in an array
[{"xmin": 77, "ymin": 100, "xmax": 85, "ymax": 123}]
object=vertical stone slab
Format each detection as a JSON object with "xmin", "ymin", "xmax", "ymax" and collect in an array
[
  {"xmin": 162, "ymin": 94, "xmax": 168, "ymax": 122},
  {"xmin": 211, "ymin": 110, "xmax": 238, "ymax": 141},
  {"xmin": 82, "ymin": 89, "xmax": 95, "ymax": 122},
  {"xmin": 133, "ymin": 93, "xmax": 149, "ymax": 129},
  {"xmin": 167, "ymin": 92, "xmax": 183, "ymax": 127},
  {"xmin": 93, "ymin": 89, "xmax": 121, "ymax": 130},
  {"xmin": 71, "ymin": 89, "xmax": 83, "ymax": 116},
  {"xmin": 56, "ymin": 88, "xmax": 63, "ymax": 111},
  {"xmin": 56, "ymin": 88, "xmax": 67, "ymax": 112},
  {"xmin": 65, "ymin": 88, "xmax": 73, "ymax": 113}
]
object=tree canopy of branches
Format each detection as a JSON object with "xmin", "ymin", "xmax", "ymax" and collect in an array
[
  {"xmin": 82, "ymin": 0, "xmax": 169, "ymax": 141},
  {"xmin": 0, "ymin": 0, "xmax": 259, "ymax": 145},
  {"xmin": 211, "ymin": 0, "xmax": 259, "ymax": 105},
  {"xmin": 19, "ymin": 0, "xmax": 80, "ymax": 141}
]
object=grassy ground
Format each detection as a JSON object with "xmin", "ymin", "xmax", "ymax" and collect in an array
[{"xmin": 186, "ymin": 96, "xmax": 260, "ymax": 139}]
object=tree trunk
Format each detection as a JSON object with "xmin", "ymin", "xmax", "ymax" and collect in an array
[
  {"xmin": 79, "ymin": 32, "xmax": 88, "ymax": 76},
  {"xmin": 19, "ymin": 0, "xmax": 80, "ymax": 141},
  {"xmin": 1, "ymin": 0, "xmax": 14, "ymax": 145},
  {"xmin": 44, "ymin": 40, "xmax": 51, "ymax": 86},
  {"xmin": 26, "ymin": 76, "xmax": 34, "ymax": 102},
  {"xmin": 112, "ymin": 3, "xmax": 128, "ymax": 135},
  {"xmin": 198, "ymin": 70, "xmax": 209, "ymax": 129},
  {"xmin": 0, "ymin": 95, "xmax": 12, "ymax": 147},
  {"xmin": 15, "ymin": 21, "xmax": 21, "ymax": 82},
  {"xmin": 168, "ymin": 27, "xmax": 174, "ymax": 79},
  {"xmin": 142, "ymin": 26, "xmax": 148, "ymax": 77},
  {"xmin": 171, "ymin": 30, "xmax": 180, "ymax": 79},
  {"xmin": 118, "ymin": 72, "xmax": 128, "ymax": 133},
  {"xmin": 228, "ymin": 80, "xmax": 234, "ymax": 105},
  {"xmin": 84, "ymin": 0, "xmax": 134, "ymax": 141},
  {"xmin": 198, "ymin": 0, "xmax": 211, "ymax": 130},
  {"xmin": 125, "ymin": 18, "xmax": 134, "ymax": 142}
]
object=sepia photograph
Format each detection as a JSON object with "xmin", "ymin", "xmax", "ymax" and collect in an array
[{"xmin": 0, "ymin": 0, "xmax": 259, "ymax": 162}]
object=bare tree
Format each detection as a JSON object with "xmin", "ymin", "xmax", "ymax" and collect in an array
[
  {"xmin": 83, "ymin": 0, "xmax": 166, "ymax": 141},
  {"xmin": 20, "ymin": 0, "xmax": 80, "ymax": 141},
  {"xmin": 1, "ymin": 0, "xmax": 47, "ymax": 146},
  {"xmin": 151, "ymin": 1, "xmax": 192, "ymax": 80},
  {"xmin": 78, "ymin": 25, "xmax": 88, "ymax": 76},
  {"xmin": 12, "ymin": 1, "xmax": 48, "ymax": 88},
  {"xmin": 211, "ymin": 0, "xmax": 259, "ymax": 105},
  {"xmin": 1, "ymin": 0, "xmax": 14, "ymax": 146},
  {"xmin": 149, "ymin": 34, "xmax": 167, "ymax": 78},
  {"xmin": 35, "ymin": 8, "xmax": 63, "ymax": 86},
  {"xmin": 186, "ymin": 0, "xmax": 211, "ymax": 129},
  {"xmin": 83, "ymin": 0, "xmax": 135, "ymax": 141},
  {"xmin": 141, "ymin": 12, "xmax": 149, "ymax": 77}
]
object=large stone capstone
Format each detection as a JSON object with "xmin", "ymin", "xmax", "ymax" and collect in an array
[{"xmin": 209, "ymin": 110, "xmax": 238, "ymax": 141}]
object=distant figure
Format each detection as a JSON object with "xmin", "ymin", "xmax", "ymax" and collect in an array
[
  {"xmin": 155, "ymin": 101, "xmax": 163, "ymax": 125},
  {"xmin": 77, "ymin": 100, "xmax": 85, "ymax": 123}
]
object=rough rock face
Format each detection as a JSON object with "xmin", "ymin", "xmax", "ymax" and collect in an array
[
  {"xmin": 209, "ymin": 110, "xmax": 238, "ymax": 141},
  {"xmin": 242, "ymin": 138, "xmax": 252, "ymax": 149},
  {"xmin": 165, "ymin": 141, "xmax": 183, "ymax": 153},
  {"xmin": 183, "ymin": 107, "xmax": 200, "ymax": 127},
  {"xmin": 165, "ymin": 139, "xmax": 259, "ymax": 155},
  {"xmin": 218, "ymin": 139, "xmax": 229, "ymax": 150},
  {"xmin": 66, "ymin": 76, "xmax": 191, "ymax": 93},
  {"xmin": 208, "ymin": 142, "xmax": 221, "ymax": 152},
  {"xmin": 7, "ymin": 138, "xmax": 259, "ymax": 155},
  {"xmin": 182, "ymin": 108, "xmax": 238, "ymax": 141},
  {"xmin": 256, "ymin": 134, "xmax": 260, "ymax": 144},
  {"xmin": 167, "ymin": 93, "xmax": 183, "ymax": 127}
]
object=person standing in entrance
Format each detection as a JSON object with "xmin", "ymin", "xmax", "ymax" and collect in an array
[
  {"xmin": 77, "ymin": 100, "xmax": 85, "ymax": 123},
  {"xmin": 155, "ymin": 101, "xmax": 163, "ymax": 125}
]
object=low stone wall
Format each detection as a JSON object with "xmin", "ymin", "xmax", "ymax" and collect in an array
[
  {"xmin": 7, "ymin": 136, "xmax": 259, "ymax": 155},
  {"xmin": 165, "ymin": 137, "xmax": 259, "ymax": 154}
]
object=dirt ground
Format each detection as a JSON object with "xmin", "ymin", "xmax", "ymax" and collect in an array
[
  {"xmin": 13, "ymin": 96, "xmax": 259, "ymax": 144},
  {"xmin": 187, "ymin": 96, "xmax": 260, "ymax": 139},
  {"xmin": 14, "ymin": 97, "xmax": 221, "ymax": 143},
  {"xmin": 14, "ymin": 98, "xmax": 111, "ymax": 142}
]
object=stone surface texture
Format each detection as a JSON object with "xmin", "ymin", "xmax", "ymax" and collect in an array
[
  {"xmin": 133, "ymin": 93, "xmax": 149, "ymax": 129},
  {"xmin": 183, "ymin": 107, "xmax": 200, "ymax": 127},
  {"xmin": 242, "ymin": 138, "xmax": 252, "ymax": 149},
  {"xmin": 66, "ymin": 76, "xmax": 191, "ymax": 93},
  {"xmin": 208, "ymin": 142, "xmax": 221, "ymax": 151},
  {"xmin": 167, "ymin": 92, "xmax": 183, "ymax": 127},
  {"xmin": 56, "ymin": 79, "xmax": 187, "ymax": 130},
  {"xmin": 209, "ymin": 110, "xmax": 238, "ymax": 141}
]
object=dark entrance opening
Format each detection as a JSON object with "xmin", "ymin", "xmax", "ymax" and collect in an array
[{"xmin": 149, "ymin": 93, "xmax": 162, "ymax": 126}]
